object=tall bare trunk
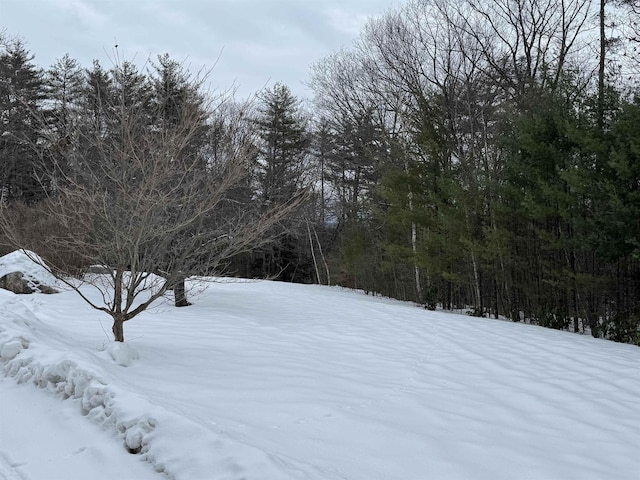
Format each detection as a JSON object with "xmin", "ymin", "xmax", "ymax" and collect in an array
[
  {"xmin": 307, "ymin": 221, "xmax": 321, "ymax": 284},
  {"xmin": 598, "ymin": 0, "xmax": 606, "ymax": 130},
  {"xmin": 470, "ymin": 249, "xmax": 482, "ymax": 314},
  {"xmin": 406, "ymin": 158, "xmax": 421, "ymax": 303},
  {"xmin": 411, "ymin": 220, "xmax": 421, "ymax": 301},
  {"xmin": 313, "ymin": 225, "xmax": 331, "ymax": 286}
]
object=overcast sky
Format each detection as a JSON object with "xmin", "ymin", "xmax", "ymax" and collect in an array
[{"xmin": 1, "ymin": 0, "xmax": 397, "ymax": 99}]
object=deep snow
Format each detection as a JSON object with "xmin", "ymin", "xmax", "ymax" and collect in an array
[
  {"xmin": 1, "ymin": 252, "xmax": 639, "ymax": 480},
  {"xmin": 0, "ymin": 379, "xmax": 160, "ymax": 480}
]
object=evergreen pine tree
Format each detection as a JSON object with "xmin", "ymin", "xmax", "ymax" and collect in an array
[
  {"xmin": 0, "ymin": 38, "xmax": 46, "ymax": 203},
  {"xmin": 45, "ymin": 54, "xmax": 84, "ymax": 173},
  {"xmin": 252, "ymin": 83, "xmax": 310, "ymax": 280},
  {"xmin": 254, "ymin": 83, "xmax": 309, "ymax": 204}
]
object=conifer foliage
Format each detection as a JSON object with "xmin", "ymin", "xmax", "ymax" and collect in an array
[{"xmin": 0, "ymin": 37, "xmax": 46, "ymax": 203}]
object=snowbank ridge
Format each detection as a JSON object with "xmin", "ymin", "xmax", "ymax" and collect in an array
[{"xmin": 0, "ymin": 298, "xmax": 159, "ymax": 467}]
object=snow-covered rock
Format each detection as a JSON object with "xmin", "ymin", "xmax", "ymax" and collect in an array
[{"xmin": 0, "ymin": 250, "xmax": 58, "ymax": 294}]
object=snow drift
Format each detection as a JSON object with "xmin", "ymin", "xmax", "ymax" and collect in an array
[{"xmin": 1, "ymin": 257, "xmax": 639, "ymax": 479}]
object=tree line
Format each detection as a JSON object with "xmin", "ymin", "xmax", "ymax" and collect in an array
[
  {"xmin": 1, "ymin": 0, "xmax": 640, "ymax": 344},
  {"xmin": 0, "ymin": 35, "xmax": 308, "ymax": 341},
  {"xmin": 308, "ymin": 0, "xmax": 640, "ymax": 344}
]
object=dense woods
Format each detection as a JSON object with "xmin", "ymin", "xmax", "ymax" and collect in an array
[{"xmin": 1, "ymin": 0, "xmax": 639, "ymax": 344}]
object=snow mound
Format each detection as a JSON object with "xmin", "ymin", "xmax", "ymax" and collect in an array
[
  {"xmin": 106, "ymin": 342, "xmax": 140, "ymax": 367},
  {"xmin": 0, "ymin": 338, "xmax": 28, "ymax": 361},
  {"xmin": 0, "ymin": 340, "xmax": 157, "ymax": 458},
  {"xmin": 0, "ymin": 299, "xmax": 156, "ymax": 460},
  {"xmin": 0, "ymin": 250, "xmax": 58, "ymax": 293}
]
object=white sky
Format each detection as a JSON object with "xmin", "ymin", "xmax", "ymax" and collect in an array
[{"xmin": 1, "ymin": 0, "xmax": 397, "ymax": 99}]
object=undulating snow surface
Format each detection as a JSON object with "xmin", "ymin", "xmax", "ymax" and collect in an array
[{"xmin": 1, "ymin": 252, "xmax": 639, "ymax": 480}]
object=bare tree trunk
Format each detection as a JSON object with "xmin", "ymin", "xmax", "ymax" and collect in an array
[
  {"xmin": 470, "ymin": 249, "xmax": 482, "ymax": 315},
  {"xmin": 174, "ymin": 274, "xmax": 190, "ymax": 307},
  {"xmin": 313, "ymin": 225, "xmax": 331, "ymax": 286},
  {"xmin": 412, "ymin": 220, "xmax": 421, "ymax": 302},
  {"xmin": 406, "ymin": 161, "xmax": 421, "ymax": 303},
  {"xmin": 112, "ymin": 316, "xmax": 125, "ymax": 342},
  {"xmin": 306, "ymin": 221, "xmax": 321, "ymax": 284},
  {"xmin": 598, "ymin": 0, "xmax": 606, "ymax": 130}
]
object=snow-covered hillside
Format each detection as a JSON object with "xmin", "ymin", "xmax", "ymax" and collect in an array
[{"xmin": 1, "ymin": 256, "xmax": 639, "ymax": 479}]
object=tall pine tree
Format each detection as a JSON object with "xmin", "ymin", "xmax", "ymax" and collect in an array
[
  {"xmin": 0, "ymin": 38, "xmax": 46, "ymax": 203},
  {"xmin": 251, "ymin": 83, "xmax": 310, "ymax": 280}
]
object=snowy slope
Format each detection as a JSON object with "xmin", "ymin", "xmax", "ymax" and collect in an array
[{"xmin": 1, "ymin": 268, "xmax": 639, "ymax": 479}]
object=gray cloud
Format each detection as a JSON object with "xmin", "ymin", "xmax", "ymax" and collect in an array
[{"xmin": 1, "ymin": 0, "xmax": 396, "ymax": 98}]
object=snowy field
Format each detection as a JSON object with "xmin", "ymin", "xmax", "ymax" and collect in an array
[{"xmin": 1, "ymin": 255, "xmax": 639, "ymax": 480}]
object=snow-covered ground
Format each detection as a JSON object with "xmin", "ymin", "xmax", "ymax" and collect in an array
[{"xmin": 1, "ymin": 253, "xmax": 639, "ymax": 480}]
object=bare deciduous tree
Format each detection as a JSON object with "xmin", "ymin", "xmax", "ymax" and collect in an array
[{"xmin": 0, "ymin": 69, "xmax": 305, "ymax": 342}]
